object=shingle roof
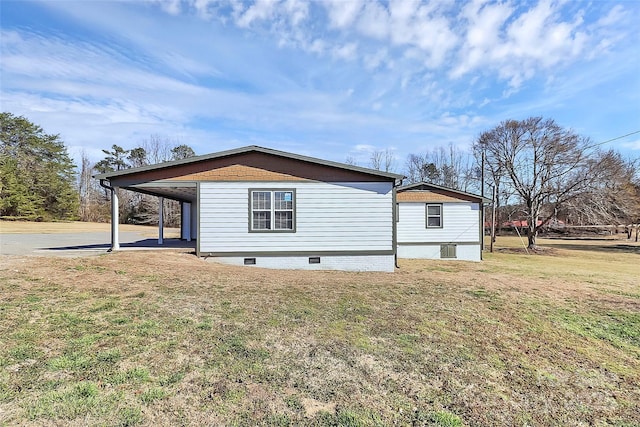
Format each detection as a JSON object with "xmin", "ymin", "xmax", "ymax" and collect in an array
[
  {"xmin": 94, "ymin": 145, "xmax": 405, "ymax": 181},
  {"xmin": 397, "ymin": 181, "xmax": 489, "ymax": 202}
]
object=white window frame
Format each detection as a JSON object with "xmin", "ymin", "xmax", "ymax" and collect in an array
[{"xmin": 249, "ymin": 189, "xmax": 296, "ymax": 233}]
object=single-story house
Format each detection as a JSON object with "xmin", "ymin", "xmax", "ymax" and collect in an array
[
  {"xmin": 94, "ymin": 146, "xmax": 404, "ymax": 272},
  {"xmin": 396, "ymin": 182, "xmax": 487, "ymax": 261}
]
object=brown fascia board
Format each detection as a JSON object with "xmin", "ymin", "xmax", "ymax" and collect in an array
[
  {"xmin": 93, "ymin": 145, "xmax": 405, "ymax": 182},
  {"xmin": 397, "ymin": 181, "xmax": 489, "ymax": 202}
]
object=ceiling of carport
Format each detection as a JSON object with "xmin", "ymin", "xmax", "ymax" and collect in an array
[{"xmin": 123, "ymin": 182, "xmax": 197, "ymax": 203}]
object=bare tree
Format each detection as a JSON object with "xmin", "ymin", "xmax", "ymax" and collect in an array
[
  {"xmin": 90, "ymin": 136, "xmax": 196, "ymax": 227},
  {"xmin": 369, "ymin": 149, "xmax": 396, "ymax": 172},
  {"xmin": 405, "ymin": 153, "xmax": 428, "ymax": 183},
  {"xmin": 563, "ymin": 151, "xmax": 640, "ymax": 238},
  {"xmin": 404, "ymin": 143, "xmax": 476, "ymax": 192},
  {"xmin": 131, "ymin": 136, "xmax": 196, "ymax": 227},
  {"xmin": 476, "ymin": 117, "xmax": 593, "ymax": 249},
  {"xmin": 141, "ymin": 134, "xmax": 175, "ymax": 164},
  {"xmin": 344, "ymin": 155, "xmax": 358, "ymax": 166},
  {"xmin": 78, "ymin": 151, "xmax": 109, "ymax": 222}
]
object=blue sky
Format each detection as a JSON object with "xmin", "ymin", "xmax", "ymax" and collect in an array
[{"xmin": 1, "ymin": 0, "xmax": 639, "ymax": 170}]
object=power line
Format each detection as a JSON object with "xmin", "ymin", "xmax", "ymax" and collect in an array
[{"xmin": 588, "ymin": 130, "xmax": 640, "ymax": 150}]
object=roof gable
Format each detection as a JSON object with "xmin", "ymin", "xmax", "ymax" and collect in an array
[
  {"xmin": 94, "ymin": 146, "xmax": 404, "ymax": 185},
  {"xmin": 397, "ymin": 182, "xmax": 487, "ymax": 203},
  {"xmin": 169, "ymin": 164, "xmax": 310, "ymax": 182}
]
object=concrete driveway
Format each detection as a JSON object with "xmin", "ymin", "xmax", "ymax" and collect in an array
[{"xmin": 0, "ymin": 231, "xmax": 195, "ymax": 257}]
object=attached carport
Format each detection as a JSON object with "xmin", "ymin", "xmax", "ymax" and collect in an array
[
  {"xmin": 94, "ymin": 145, "xmax": 404, "ymax": 271},
  {"xmin": 95, "ymin": 175, "xmax": 198, "ymax": 251}
]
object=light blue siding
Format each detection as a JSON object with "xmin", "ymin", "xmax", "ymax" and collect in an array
[
  {"xmin": 397, "ymin": 201, "xmax": 482, "ymax": 261},
  {"xmin": 199, "ymin": 181, "xmax": 394, "ymax": 253}
]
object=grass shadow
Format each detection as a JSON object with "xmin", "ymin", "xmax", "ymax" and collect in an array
[{"xmin": 542, "ymin": 241, "xmax": 640, "ymax": 255}]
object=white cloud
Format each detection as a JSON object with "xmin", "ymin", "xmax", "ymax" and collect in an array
[
  {"xmin": 621, "ymin": 139, "xmax": 640, "ymax": 151},
  {"xmin": 2, "ymin": 0, "xmax": 637, "ymax": 166},
  {"xmin": 503, "ymin": 1, "xmax": 587, "ymax": 80},
  {"xmin": 594, "ymin": 4, "xmax": 625, "ymax": 28},
  {"xmin": 451, "ymin": 0, "xmax": 512, "ymax": 78},
  {"xmin": 282, "ymin": 0, "xmax": 309, "ymax": 26},
  {"xmin": 134, "ymin": 0, "xmax": 634, "ymax": 96},
  {"xmin": 192, "ymin": 0, "xmax": 216, "ymax": 19},
  {"xmin": 147, "ymin": 0, "xmax": 182, "ymax": 15},
  {"xmin": 236, "ymin": 0, "xmax": 276, "ymax": 27},
  {"xmin": 451, "ymin": 0, "xmax": 594, "ymax": 88},
  {"xmin": 354, "ymin": 144, "xmax": 376, "ymax": 153},
  {"xmin": 332, "ymin": 42, "xmax": 358, "ymax": 61},
  {"xmin": 307, "ymin": 39, "xmax": 326, "ymax": 55},
  {"xmin": 1, "ymin": 91, "xmax": 188, "ymax": 163},
  {"xmin": 324, "ymin": 0, "xmax": 364, "ymax": 29},
  {"xmin": 357, "ymin": 1, "xmax": 390, "ymax": 39},
  {"xmin": 0, "ymin": 30, "xmax": 204, "ymax": 101},
  {"xmin": 363, "ymin": 48, "xmax": 388, "ymax": 70}
]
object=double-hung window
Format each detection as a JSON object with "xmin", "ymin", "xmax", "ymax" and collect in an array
[
  {"xmin": 426, "ymin": 204, "xmax": 443, "ymax": 228},
  {"xmin": 250, "ymin": 189, "xmax": 295, "ymax": 232}
]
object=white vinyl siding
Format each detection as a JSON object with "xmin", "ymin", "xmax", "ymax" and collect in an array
[
  {"xmin": 397, "ymin": 201, "xmax": 481, "ymax": 261},
  {"xmin": 398, "ymin": 244, "xmax": 480, "ymax": 261},
  {"xmin": 208, "ymin": 255, "xmax": 395, "ymax": 272},
  {"xmin": 398, "ymin": 202, "xmax": 480, "ymax": 243},
  {"xmin": 199, "ymin": 181, "xmax": 394, "ymax": 253}
]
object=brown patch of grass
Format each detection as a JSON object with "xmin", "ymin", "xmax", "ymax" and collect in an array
[
  {"xmin": 0, "ymin": 237, "xmax": 638, "ymax": 426},
  {"xmin": 495, "ymin": 246, "xmax": 558, "ymax": 255},
  {"xmin": 0, "ymin": 220, "xmax": 179, "ymax": 238}
]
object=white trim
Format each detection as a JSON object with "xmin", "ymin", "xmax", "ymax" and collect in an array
[
  {"xmin": 182, "ymin": 202, "xmax": 192, "ymax": 241},
  {"xmin": 158, "ymin": 196, "xmax": 164, "ymax": 245},
  {"xmin": 111, "ymin": 186, "xmax": 119, "ymax": 251}
]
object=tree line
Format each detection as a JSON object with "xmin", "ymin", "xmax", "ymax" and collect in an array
[
  {"xmin": 0, "ymin": 112, "xmax": 78, "ymax": 220},
  {"xmin": 79, "ymin": 136, "xmax": 196, "ymax": 227},
  {"xmin": 359, "ymin": 117, "xmax": 640, "ymax": 247},
  {"xmin": 2, "ymin": 112, "xmax": 639, "ymax": 246},
  {"xmin": 476, "ymin": 117, "xmax": 640, "ymax": 247},
  {"xmin": 1, "ymin": 112, "xmax": 196, "ymax": 227}
]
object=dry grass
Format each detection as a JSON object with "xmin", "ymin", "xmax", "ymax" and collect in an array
[
  {"xmin": 0, "ymin": 233, "xmax": 638, "ymax": 426},
  {"xmin": 0, "ymin": 220, "xmax": 180, "ymax": 238}
]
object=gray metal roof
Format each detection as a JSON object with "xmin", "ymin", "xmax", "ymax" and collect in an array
[{"xmin": 93, "ymin": 145, "xmax": 405, "ymax": 181}]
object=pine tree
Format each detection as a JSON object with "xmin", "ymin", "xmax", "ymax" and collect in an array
[{"xmin": 0, "ymin": 112, "xmax": 79, "ymax": 220}]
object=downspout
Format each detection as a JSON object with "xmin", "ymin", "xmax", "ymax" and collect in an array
[
  {"xmin": 393, "ymin": 178, "xmax": 403, "ymax": 269},
  {"xmin": 99, "ymin": 179, "xmax": 119, "ymax": 252}
]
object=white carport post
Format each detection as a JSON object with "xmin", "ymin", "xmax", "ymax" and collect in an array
[
  {"xmin": 111, "ymin": 186, "xmax": 120, "ymax": 251},
  {"xmin": 158, "ymin": 196, "xmax": 164, "ymax": 245},
  {"xmin": 181, "ymin": 202, "xmax": 191, "ymax": 242}
]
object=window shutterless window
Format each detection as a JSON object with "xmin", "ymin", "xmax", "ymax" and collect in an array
[
  {"xmin": 250, "ymin": 190, "xmax": 295, "ymax": 232},
  {"xmin": 426, "ymin": 203, "xmax": 443, "ymax": 228}
]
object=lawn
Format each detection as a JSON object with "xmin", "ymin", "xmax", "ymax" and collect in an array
[
  {"xmin": 0, "ymin": 231, "xmax": 638, "ymax": 426},
  {"xmin": 0, "ymin": 220, "xmax": 180, "ymax": 238}
]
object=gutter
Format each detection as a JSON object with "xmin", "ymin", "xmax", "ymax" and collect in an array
[
  {"xmin": 99, "ymin": 178, "xmax": 113, "ymax": 192},
  {"xmin": 393, "ymin": 177, "xmax": 405, "ymax": 269}
]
